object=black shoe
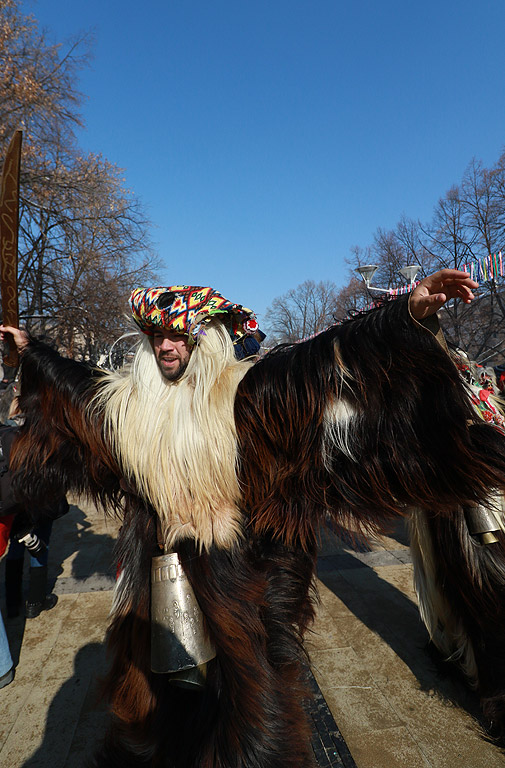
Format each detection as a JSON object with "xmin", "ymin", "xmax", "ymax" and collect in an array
[{"xmin": 25, "ymin": 593, "xmax": 58, "ymax": 619}]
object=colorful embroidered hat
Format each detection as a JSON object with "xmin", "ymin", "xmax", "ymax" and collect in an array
[{"xmin": 129, "ymin": 285, "xmax": 260, "ymax": 345}]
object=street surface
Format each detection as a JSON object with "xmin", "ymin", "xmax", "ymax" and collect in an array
[{"xmin": 0, "ymin": 500, "xmax": 504, "ymax": 767}]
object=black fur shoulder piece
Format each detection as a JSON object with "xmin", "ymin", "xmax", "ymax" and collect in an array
[
  {"xmin": 10, "ymin": 340, "xmax": 121, "ymax": 511},
  {"xmin": 235, "ymin": 296, "xmax": 505, "ymax": 547}
]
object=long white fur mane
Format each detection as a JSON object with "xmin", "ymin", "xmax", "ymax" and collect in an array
[{"xmin": 91, "ymin": 320, "xmax": 253, "ymax": 551}]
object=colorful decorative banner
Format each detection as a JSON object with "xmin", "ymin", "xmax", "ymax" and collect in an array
[
  {"xmin": 280, "ymin": 254, "xmax": 505, "ymax": 345},
  {"xmin": 361, "ymin": 281, "xmax": 421, "ymax": 311},
  {"xmin": 462, "ymin": 252, "xmax": 505, "ymax": 283},
  {"xmin": 359, "ymin": 252, "xmax": 505, "ymax": 311}
]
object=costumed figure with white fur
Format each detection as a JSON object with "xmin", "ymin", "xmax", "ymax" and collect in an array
[{"xmin": 2, "ymin": 269, "xmax": 505, "ymax": 767}]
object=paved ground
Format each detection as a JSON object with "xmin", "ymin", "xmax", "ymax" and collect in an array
[{"xmin": 1, "ymin": 499, "xmax": 505, "ymax": 767}]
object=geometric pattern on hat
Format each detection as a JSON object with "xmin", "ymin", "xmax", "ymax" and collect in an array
[{"xmin": 129, "ymin": 285, "xmax": 259, "ymax": 343}]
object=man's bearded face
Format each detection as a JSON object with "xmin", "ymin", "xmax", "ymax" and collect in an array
[{"xmin": 152, "ymin": 329, "xmax": 191, "ymax": 381}]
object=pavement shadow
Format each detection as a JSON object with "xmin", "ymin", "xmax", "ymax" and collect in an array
[
  {"xmin": 381, "ymin": 516, "xmax": 410, "ymax": 547},
  {"xmin": 20, "ymin": 641, "xmax": 108, "ymax": 768},
  {"xmin": 316, "ymin": 533, "xmax": 491, "ymax": 737},
  {"xmin": 46, "ymin": 503, "xmax": 119, "ymax": 590},
  {"xmin": 0, "ymin": 503, "xmax": 118, "ymax": 595},
  {"xmin": 0, "ymin": 500, "xmax": 118, "ymax": 679}
]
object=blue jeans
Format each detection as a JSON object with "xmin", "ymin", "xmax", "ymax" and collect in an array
[{"xmin": 0, "ymin": 610, "xmax": 13, "ymax": 676}]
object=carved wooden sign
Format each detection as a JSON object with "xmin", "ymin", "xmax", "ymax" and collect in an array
[{"xmin": 0, "ymin": 130, "xmax": 22, "ymax": 367}]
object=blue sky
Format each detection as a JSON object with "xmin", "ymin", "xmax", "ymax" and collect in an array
[{"xmin": 21, "ymin": 0, "xmax": 505, "ymax": 322}]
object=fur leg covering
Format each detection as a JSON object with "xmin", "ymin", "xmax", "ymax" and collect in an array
[
  {"xmin": 410, "ymin": 503, "xmax": 505, "ymax": 735},
  {"xmin": 93, "ymin": 496, "xmax": 318, "ymax": 767}
]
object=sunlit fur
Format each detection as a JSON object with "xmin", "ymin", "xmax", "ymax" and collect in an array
[
  {"xmin": 10, "ymin": 294, "xmax": 505, "ymax": 761},
  {"xmin": 93, "ymin": 321, "xmax": 253, "ymax": 551},
  {"xmin": 236, "ymin": 297, "xmax": 505, "ymax": 553},
  {"xmin": 9, "ymin": 341, "xmax": 121, "ymax": 512},
  {"xmin": 94, "ymin": 522, "xmax": 318, "ymax": 767}
]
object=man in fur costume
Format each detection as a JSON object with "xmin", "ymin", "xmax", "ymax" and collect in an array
[{"xmin": 2, "ymin": 269, "xmax": 505, "ymax": 767}]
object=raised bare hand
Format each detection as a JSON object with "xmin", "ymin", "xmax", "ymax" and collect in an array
[{"xmin": 409, "ymin": 269, "xmax": 478, "ymax": 320}]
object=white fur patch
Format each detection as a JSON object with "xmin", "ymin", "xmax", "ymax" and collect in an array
[
  {"xmin": 91, "ymin": 321, "xmax": 253, "ymax": 551},
  {"xmin": 322, "ymin": 397, "xmax": 358, "ymax": 465}
]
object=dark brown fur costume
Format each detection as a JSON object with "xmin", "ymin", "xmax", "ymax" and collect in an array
[{"xmin": 9, "ymin": 294, "xmax": 505, "ymax": 765}]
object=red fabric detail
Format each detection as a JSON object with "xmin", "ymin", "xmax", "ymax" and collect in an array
[{"xmin": 0, "ymin": 514, "xmax": 15, "ymax": 557}]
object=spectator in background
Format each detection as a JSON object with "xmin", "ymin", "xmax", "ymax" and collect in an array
[
  {"xmin": 3, "ymin": 396, "xmax": 64, "ymax": 619},
  {"xmin": 0, "ymin": 414, "xmax": 19, "ymax": 688},
  {"xmin": 0, "ymin": 511, "xmax": 14, "ymax": 688},
  {"xmin": 0, "ymin": 608, "xmax": 14, "ymax": 688}
]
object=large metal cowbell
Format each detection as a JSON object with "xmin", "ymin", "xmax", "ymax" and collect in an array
[{"xmin": 151, "ymin": 552, "xmax": 216, "ymax": 688}]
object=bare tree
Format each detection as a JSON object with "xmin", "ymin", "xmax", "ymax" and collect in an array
[
  {"xmin": 0, "ymin": 0, "xmax": 159, "ymax": 361},
  {"xmin": 333, "ymin": 276, "xmax": 369, "ymax": 318},
  {"xmin": 346, "ymin": 217, "xmax": 433, "ymax": 296},
  {"xmin": 18, "ymin": 151, "xmax": 158, "ymax": 358},
  {"xmin": 459, "ymin": 159, "xmax": 498, "ymax": 258},
  {"xmin": 264, "ymin": 280, "xmax": 340, "ymax": 344},
  {"xmin": 0, "ymin": 0, "xmax": 89, "ymax": 148},
  {"xmin": 417, "ymin": 178, "xmax": 505, "ymax": 362},
  {"xmin": 344, "ymin": 159, "xmax": 505, "ymax": 364}
]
